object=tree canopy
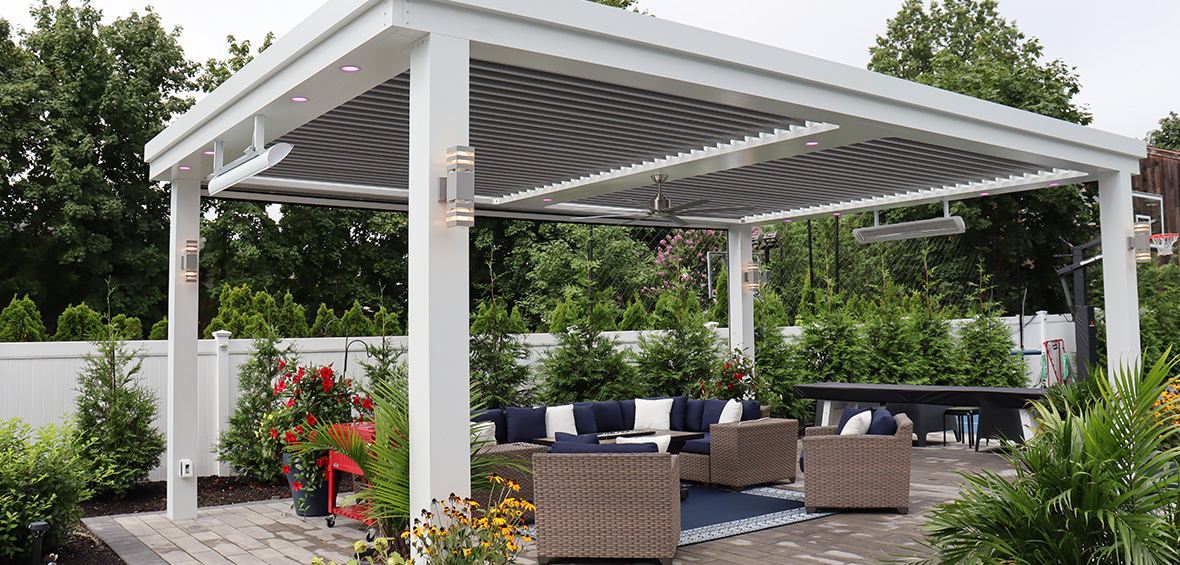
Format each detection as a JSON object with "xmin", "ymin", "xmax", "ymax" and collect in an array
[{"xmin": 1147, "ymin": 111, "xmax": 1180, "ymax": 151}]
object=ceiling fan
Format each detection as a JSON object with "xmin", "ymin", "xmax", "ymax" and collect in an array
[{"xmin": 575, "ymin": 173, "xmax": 748, "ymax": 225}]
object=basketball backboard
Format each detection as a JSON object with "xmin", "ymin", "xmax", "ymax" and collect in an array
[{"xmin": 1133, "ymin": 191, "xmax": 1166, "ymax": 235}]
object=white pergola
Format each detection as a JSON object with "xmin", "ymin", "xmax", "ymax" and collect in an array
[{"xmin": 146, "ymin": 0, "xmax": 1146, "ymax": 521}]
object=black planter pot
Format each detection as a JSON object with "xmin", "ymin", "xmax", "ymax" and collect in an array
[{"xmin": 283, "ymin": 452, "xmax": 329, "ymax": 517}]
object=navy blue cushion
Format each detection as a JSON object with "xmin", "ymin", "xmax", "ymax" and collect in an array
[
  {"xmin": 547, "ymin": 442, "xmax": 658, "ymax": 454},
  {"xmin": 620, "ymin": 399, "xmax": 636, "ymax": 430},
  {"xmin": 740, "ymin": 400, "xmax": 761, "ymax": 421},
  {"xmin": 572, "ymin": 403, "xmax": 597, "ymax": 434},
  {"xmin": 665, "ymin": 396, "xmax": 688, "ymax": 431},
  {"xmin": 836, "ymin": 407, "xmax": 870, "ymax": 435},
  {"xmin": 680, "ymin": 432, "xmax": 711, "ymax": 454},
  {"xmin": 685, "ymin": 399, "xmax": 707, "ymax": 432},
  {"xmin": 868, "ymin": 408, "xmax": 898, "ymax": 436},
  {"xmin": 504, "ymin": 406, "xmax": 547, "ymax": 443},
  {"xmin": 472, "ymin": 409, "xmax": 507, "ymax": 445},
  {"xmin": 798, "ymin": 449, "xmax": 804, "ymax": 473},
  {"xmin": 580, "ymin": 401, "xmax": 624, "ymax": 432},
  {"xmin": 554, "ymin": 432, "xmax": 599, "ymax": 444},
  {"xmin": 701, "ymin": 399, "xmax": 729, "ymax": 429}
]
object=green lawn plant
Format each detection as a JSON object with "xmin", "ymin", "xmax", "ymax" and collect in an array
[
  {"xmin": 216, "ymin": 329, "xmax": 299, "ymax": 483},
  {"xmin": 902, "ymin": 352, "xmax": 1180, "ymax": 563},
  {"xmin": 72, "ymin": 322, "xmax": 166, "ymax": 498},
  {"xmin": 0, "ymin": 419, "xmax": 90, "ymax": 562}
]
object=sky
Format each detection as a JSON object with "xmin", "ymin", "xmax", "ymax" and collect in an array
[{"xmin": 3, "ymin": 0, "xmax": 1176, "ymax": 141}]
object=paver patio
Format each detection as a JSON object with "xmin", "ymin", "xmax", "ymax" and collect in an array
[{"xmin": 85, "ymin": 437, "xmax": 1013, "ymax": 564}]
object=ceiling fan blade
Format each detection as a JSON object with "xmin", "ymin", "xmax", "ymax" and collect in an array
[
  {"xmin": 576, "ymin": 213, "xmax": 642, "ymax": 220},
  {"xmin": 663, "ymin": 199, "xmax": 711, "ymax": 214},
  {"xmin": 676, "ymin": 206, "xmax": 752, "ymax": 214},
  {"xmin": 662, "ymin": 213, "xmax": 690, "ymax": 226}
]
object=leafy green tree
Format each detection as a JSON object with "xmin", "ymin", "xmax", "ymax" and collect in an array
[
  {"xmin": 1147, "ymin": 111, "xmax": 1180, "ymax": 151},
  {"xmin": 470, "ymin": 297, "xmax": 533, "ymax": 409},
  {"xmin": 539, "ymin": 323, "xmax": 638, "ymax": 404},
  {"xmin": 275, "ymin": 292, "xmax": 310, "ymax": 338},
  {"xmin": 618, "ymin": 295, "xmax": 649, "ymax": 331},
  {"xmin": 635, "ymin": 289, "xmax": 719, "ymax": 397},
  {"xmin": 0, "ymin": 2, "xmax": 195, "ymax": 323},
  {"xmin": 216, "ymin": 331, "xmax": 297, "ymax": 483},
  {"xmin": 957, "ymin": 311, "xmax": 1024, "ymax": 387},
  {"xmin": 708, "ymin": 270, "xmax": 729, "ymax": 324},
  {"xmin": 868, "ymin": 0, "xmax": 1097, "ymax": 313},
  {"xmin": 109, "ymin": 314, "xmax": 143, "ymax": 341},
  {"xmin": 148, "ymin": 317, "xmax": 168, "ymax": 340},
  {"xmin": 204, "ymin": 285, "xmax": 275, "ymax": 339},
  {"xmin": 311, "ymin": 303, "xmax": 342, "ymax": 337},
  {"xmin": 52, "ymin": 303, "xmax": 104, "ymax": 341},
  {"xmin": 371, "ymin": 305, "xmax": 402, "ymax": 337},
  {"xmin": 340, "ymin": 300, "xmax": 375, "ymax": 337},
  {"xmin": 196, "ymin": 32, "xmax": 274, "ymax": 91},
  {"xmin": 0, "ymin": 294, "xmax": 46, "ymax": 342},
  {"xmin": 73, "ymin": 327, "xmax": 166, "ymax": 498}
]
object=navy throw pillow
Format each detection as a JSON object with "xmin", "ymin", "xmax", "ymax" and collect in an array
[
  {"xmin": 504, "ymin": 406, "xmax": 547, "ymax": 443},
  {"xmin": 680, "ymin": 432, "xmax": 711, "ymax": 455},
  {"xmin": 799, "ymin": 449, "xmax": 804, "ymax": 473},
  {"xmin": 572, "ymin": 403, "xmax": 597, "ymax": 434},
  {"xmin": 836, "ymin": 407, "xmax": 871, "ymax": 434},
  {"xmin": 685, "ymin": 399, "xmax": 707, "ymax": 432},
  {"xmin": 667, "ymin": 396, "xmax": 688, "ymax": 430},
  {"xmin": 620, "ymin": 399, "xmax": 636, "ymax": 430},
  {"xmin": 868, "ymin": 408, "xmax": 898, "ymax": 436},
  {"xmin": 554, "ymin": 431, "xmax": 599, "ymax": 444},
  {"xmin": 581, "ymin": 401, "xmax": 624, "ymax": 432},
  {"xmin": 547, "ymin": 442, "xmax": 658, "ymax": 454},
  {"xmin": 740, "ymin": 400, "xmax": 761, "ymax": 421},
  {"xmin": 701, "ymin": 399, "xmax": 728, "ymax": 429},
  {"xmin": 472, "ymin": 408, "xmax": 507, "ymax": 445}
]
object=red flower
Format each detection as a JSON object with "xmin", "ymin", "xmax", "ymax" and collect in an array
[
  {"xmin": 725, "ymin": 363, "xmax": 732, "ymax": 369},
  {"xmin": 728, "ymin": 383, "xmax": 734, "ymax": 390},
  {"xmin": 269, "ymin": 429, "xmax": 278, "ymax": 439},
  {"xmin": 319, "ymin": 366, "xmax": 333, "ymax": 380},
  {"xmin": 306, "ymin": 414, "xmax": 317, "ymax": 427},
  {"xmin": 323, "ymin": 382, "xmax": 332, "ymax": 392},
  {"xmin": 274, "ymin": 380, "xmax": 287, "ymax": 395},
  {"xmin": 284, "ymin": 431, "xmax": 297, "ymax": 443},
  {"xmin": 278, "ymin": 359, "xmax": 286, "ymax": 370},
  {"xmin": 292, "ymin": 481, "xmax": 303, "ymax": 492},
  {"xmin": 294, "ymin": 425, "xmax": 304, "ymax": 435},
  {"xmin": 317, "ymin": 456, "xmax": 328, "ymax": 467},
  {"xmin": 362, "ymin": 398, "xmax": 373, "ymax": 411},
  {"xmin": 282, "ymin": 464, "xmax": 290, "ymax": 474},
  {"xmin": 286, "ymin": 398, "xmax": 295, "ymax": 408},
  {"xmin": 297, "ymin": 367, "xmax": 305, "ymax": 379}
]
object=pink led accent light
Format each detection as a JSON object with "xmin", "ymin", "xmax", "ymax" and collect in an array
[
  {"xmin": 979, "ymin": 192, "xmax": 990, "ymax": 196},
  {"xmin": 204, "ymin": 150, "xmax": 215, "ymax": 155},
  {"xmin": 832, "ymin": 212, "xmax": 841, "ymax": 216},
  {"xmin": 1049, "ymin": 182, "xmax": 1060, "ymax": 186},
  {"xmin": 340, "ymin": 65, "xmax": 361, "ymax": 72},
  {"xmin": 542, "ymin": 198, "xmax": 552, "ymax": 202},
  {"xmin": 291, "ymin": 96, "xmax": 309, "ymax": 102},
  {"xmin": 805, "ymin": 141, "xmax": 819, "ymax": 146},
  {"xmin": 178, "ymin": 166, "xmax": 191, "ymax": 170}
]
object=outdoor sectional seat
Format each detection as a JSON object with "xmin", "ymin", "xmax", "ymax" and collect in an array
[
  {"xmin": 470, "ymin": 441, "xmax": 546, "ymax": 522},
  {"xmin": 801, "ymin": 411, "xmax": 914, "ymax": 513},
  {"xmin": 533, "ymin": 451, "xmax": 680, "ymax": 565},
  {"xmin": 474, "ymin": 397, "xmax": 798, "ymax": 490}
]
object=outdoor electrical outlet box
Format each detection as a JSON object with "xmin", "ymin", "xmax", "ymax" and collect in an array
[{"xmin": 179, "ymin": 459, "xmax": 193, "ymax": 478}]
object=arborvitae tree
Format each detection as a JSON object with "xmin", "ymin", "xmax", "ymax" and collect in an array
[
  {"xmin": 73, "ymin": 325, "xmax": 166, "ymax": 498},
  {"xmin": 756, "ymin": 289, "xmax": 792, "ymax": 328},
  {"xmin": 215, "ymin": 329, "xmax": 297, "ymax": 483},
  {"xmin": 52, "ymin": 303, "xmax": 104, "ymax": 341},
  {"xmin": 275, "ymin": 292, "xmax": 309, "ymax": 338},
  {"xmin": 708, "ymin": 270, "xmax": 728, "ymax": 324},
  {"xmin": 204, "ymin": 285, "xmax": 253, "ymax": 338},
  {"xmin": 755, "ymin": 325, "xmax": 796, "ymax": 418},
  {"xmin": 148, "ymin": 317, "xmax": 168, "ymax": 340},
  {"xmin": 540, "ymin": 323, "xmax": 638, "ymax": 404},
  {"xmin": 958, "ymin": 311, "xmax": 1025, "ymax": 388},
  {"xmin": 371, "ymin": 305, "xmax": 403, "ymax": 337},
  {"xmin": 0, "ymin": 294, "xmax": 46, "ymax": 342},
  {"xmin": 311, "ymin": 303, "xmax": 341, "ymax": 337},
  {"xmin": 862, "ymin": 296, "xmax": 918, "ymax": 385},
  {"xmin": 548, "ymin": 294, "xmax": 575, "ymax": 334},
  {"xmin": 470, "ymin": 298, "xmax": 532, "ymax": 408},
  {"xmin": 109, "ymin": 314, "xmax": 143, "ymax": 341},
  {"xmin": 618, "ymin": 295, "xmax": 649, "ymax": 331},
  {"xmin": 548, "ymin": 289, "xmax": 618, "ymax": 334},
  {"xmin": 790, "ymin": 283, "xmax": 867, "ymax": 385},
  {"xmin": 340, "ymin": 300, "xmax": 375, "ymax": 337},
  {"xmin": 635, "ymin": 288, "xmax": 719, "ymax": 397}
]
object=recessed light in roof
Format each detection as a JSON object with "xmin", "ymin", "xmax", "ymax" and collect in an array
[
  {"xmin": 805, "ymin": 141, "xmax": 819, "ymax": 146},
  {"xmin": 784, "ymin": 219, "xmax": 792, "ymax": 223},
  {"xmin": 178, "ymin": 166, "xmax": 191, "ymax": 170},
  {"xmin": 340, "ymin": 65, "xmax": 361, "ymax": 72},
  {"xmin": 204, "ymin": 150, "xmax": 215, "ymax": 155},
  {"xmin": 833, "ymin": 212, "xmax": 841, "ymax": 216},
  {"xmin": 542, "ymin": 198, "xmax": 552, "ymax": 202},
  {"xmin": 1049, "ymin": 182, "xmax": 1060, "ymax": 186},
  {"xmin": 980, "ymin": 192, "xmax": 990, "ymax": 196},
  {"xmin": 291, "ymin": 96, "xmax": 309, "ymax": 103}
]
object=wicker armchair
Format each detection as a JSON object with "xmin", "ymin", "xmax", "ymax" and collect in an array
[
  {"xmin": 801, "ymin": 412, "xmax": 913, "ymax": 513},
  {"xmin": 533, "ymin": 452, "xmax": 680, "ymax": 565},
  {"xmin": 471, "ymin": 442, "xmax": 545, "ymax": 522},
  {"xmin": 679, "ymin": 418, "xmax": 798, "ymax": 489}
]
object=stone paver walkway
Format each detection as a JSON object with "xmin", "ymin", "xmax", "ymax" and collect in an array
[{"xmin": 86, "ymin": 437, "xmax": 1013, "ymax": 564}]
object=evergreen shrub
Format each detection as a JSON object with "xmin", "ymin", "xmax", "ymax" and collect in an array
[
  {"xmin": 0, "ymin": 294, "xmax": 46, "ymax": 342},
  {"xmin": 52, "ymin": 303, "xmax": 104, "ymax": 341},
  {"xmin": 540, "ymin": 323, "xmax": 637, "ymax": 404},
  {"xmin": 635, "ymin": 288, "xmax": 719, "ymax": 397},
  {"xmin": 216, "ymin": 331, "xmax": 298, "ymax": 483},
  {"xmin": 470, "ymin": 298, "xmax": 532, "ymax": 408},
  {"xmin": 0, "ymin": 419, "xmax": 89, "ymax": 562}
]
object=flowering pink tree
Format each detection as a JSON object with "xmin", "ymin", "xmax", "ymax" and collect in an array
[{"xmin": 643, "ymin": 229, "xmax": 725, "ymax": 302}]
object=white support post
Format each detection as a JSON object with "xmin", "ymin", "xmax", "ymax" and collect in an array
[
  {"xmin": 407, "ymin": 33, "xmax": 471, "ymax": 531},
  {"xmin": 727, "ymin": 225, "xmax": 755, "ymax": 355},
  {"xmin": 166, "ymin": 175, "xmax": 201, "ymax": 520},
  {"xmin": 1097, "ymin": 170, "xmax": 1141, "ymax": 379},
  {"xmin": 213, "ymin": 330, "xmax": 233, "ymax": 477}
]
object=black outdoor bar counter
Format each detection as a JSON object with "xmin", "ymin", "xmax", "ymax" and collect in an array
[{"xmin": 793, "ymin": 382, "xmax": 1048, "ymax": 447}]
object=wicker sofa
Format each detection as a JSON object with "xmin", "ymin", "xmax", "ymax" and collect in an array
[
  {"xmin": 801, "ymin": 412, "xmax": 913, "ymax": 513},
  {"xmin": 470, "ymin": 441, "xmax": 546, "ymax": 522},
  {"xmin": 533, "ymin": 452, "xmax": 680, "ymax": 565}
]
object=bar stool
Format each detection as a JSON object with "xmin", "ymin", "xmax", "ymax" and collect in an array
[{"xmin": 943, "ymin": 406, "xmax": 979, "ymax": 448}]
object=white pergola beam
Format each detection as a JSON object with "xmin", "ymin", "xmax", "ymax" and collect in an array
[
  {"xmin": 1097, "ymin": 170, "xmax": 1141, "ymax": 377},
  {"xmin": 165, "ymin": 175, "xmax": 201, "ymax": 520},
  {"xmin": 494, "ymin": 122, "xmax": 841, "ymax": 207},
  {"xmin": 406, "ymin": 33, "xmax": 472, "ymax": 529}
]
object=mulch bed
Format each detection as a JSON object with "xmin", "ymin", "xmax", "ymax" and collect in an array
[{"xmin": 50, "ymin": 476, "xmax": 293, "ymax": 565}]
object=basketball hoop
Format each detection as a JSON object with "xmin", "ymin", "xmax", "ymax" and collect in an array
[{"xmin": 1150, "ymin": 233, "xmax": 1179, "ymax": 256}]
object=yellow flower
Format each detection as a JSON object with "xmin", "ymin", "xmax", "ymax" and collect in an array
[
  {"xmin": 312, "ymin": 558, "xmax": 325, "ymax": 565},
  {"xmin": 463, "ymin": 548, "xmax": 472, "ymax": 556},
  {"xmin": 506, "ymin": 541, "xmax": 519, "ymax": 552}
]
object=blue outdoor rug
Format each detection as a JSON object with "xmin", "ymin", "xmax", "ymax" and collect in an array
[{"xmin": 678, "ymin": 486, "xmax": 835, "ymax": 546}]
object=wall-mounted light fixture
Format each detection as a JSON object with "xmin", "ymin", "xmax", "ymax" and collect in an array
[
  {"xmin": 182, "ymin": 240, "xmax": 199, "ymax": 282},
  {"xmin": 439, "ymin": 145, "xmax": 475, "ymax": 227},
  {"xmin": 1132, "ymin": 221, "xmax": 1152, "ymax": 263},
  {"xmin": 743, "ymin": 262, "xmax": 769, "ymax": 292}
]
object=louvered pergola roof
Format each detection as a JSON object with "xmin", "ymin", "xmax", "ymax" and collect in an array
[{"xmin": 146, "ymin": 0, "xmax": 1144, "ymax": 228}]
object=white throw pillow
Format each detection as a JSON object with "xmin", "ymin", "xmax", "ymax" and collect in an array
[
  {"xmin": 718, "ymin": 399, "xmax": 743, "ymax": 424},
  {"xmin": 617, "ymin": 434, "xmax": 671, "ymax": 453},
  {"xmin": 545, "ymin": 404, "xmax": 577, "ymax": 437},
  {"xmin": 839, "ymin": 409, "xmax": 872, "ymax": 435},
  {"xmin": 633, "ymin": 398, "xmax": 674, "ymax": 430}
]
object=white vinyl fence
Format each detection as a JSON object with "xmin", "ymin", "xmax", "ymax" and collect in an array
[{"xmin": 0, "ymin": 312, "xmax": 1075, "ymax": 479}]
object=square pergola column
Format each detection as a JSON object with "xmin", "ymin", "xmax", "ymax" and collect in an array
[
  {"xmin": 166, "ymin": 175, "xmax": 201, "ymax": 520},
  {"xmin": 728, "ymin": 225, "xmax": 755, "ymax": 355},
  {"xmin": 407, "ymin": 33, "xmax": 472, "ymax": 521},
  {"xmin": 1098, "ymin": 170, "xmax": 1142, "ymax": 376}
]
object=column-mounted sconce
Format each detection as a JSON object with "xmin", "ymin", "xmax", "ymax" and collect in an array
[
  {"xmin": 743, "ymin": 262, "xmax": 769, "ymax": 291},
  {"xmin": 1131, "ymin": 222, "xmax": 1152, "ymax": 263},
  {"xmin": 438, "ymin": 145, "xmax": 475, "ymax": 228},
  {"xmin": 182, "ymin": 240, "xmax": 200, "ymax": 282}
]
